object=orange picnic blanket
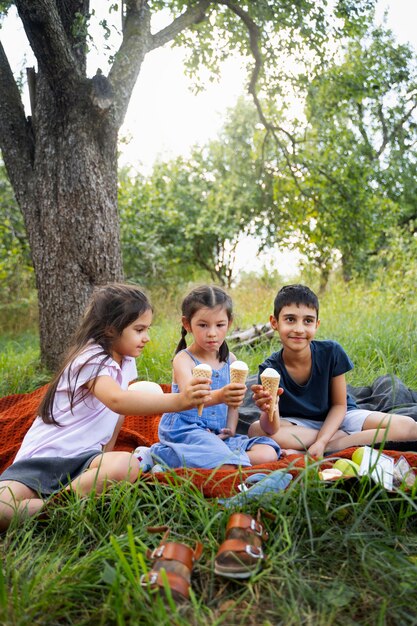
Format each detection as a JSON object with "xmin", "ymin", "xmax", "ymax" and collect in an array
[
  {"xmin": 0, "ymin": 383, "xmax": 170, "ymax": 473},
  {"xmin": 1, "ymin": 385, "xmax": 416, "ymax": 498}
]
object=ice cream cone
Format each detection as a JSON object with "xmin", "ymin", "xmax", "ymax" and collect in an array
[
  {"xmin": 192, "ymin": 363, "xmax": 212, "ymax": 416},
  {"xmin": 230, "ymin": 360, "xmax": 249, "ymax": 384},
  {"xmin": 260, "ymin": 367, "xmax": 281, "ymax": 421}
]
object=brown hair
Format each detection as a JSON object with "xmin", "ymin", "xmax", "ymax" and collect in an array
[
  {"xmin": 175, "ymin": 285, "xmax": 233, "ymax": 363},
  {"xmin": 273, "ymin": 284, "xmax": 319, "ymax": 319},
  {"xmin": 39, "ymin": 283, "xmax": 152, "ymax": 425}
]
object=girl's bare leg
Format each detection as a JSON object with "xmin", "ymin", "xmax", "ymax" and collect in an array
[
  {"xmin": 247, "ymin": 444, "xmax": 279, "ymax": 465},
  {"xmin": 0, "ymin": 481, "xmax": 44, "ymax": 532},
  {"xmin": 69, "ymin": 451, "xmax": 140, "ymax": 496}
]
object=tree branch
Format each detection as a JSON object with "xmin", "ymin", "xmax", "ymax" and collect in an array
[
  {"xmin": 0, "ymin": 40, "xmax": 34, "ymax": 203},
  {"xmin": 110, "ymin": 0, "xmax": 212, "ymax": 128},
  {"xmin": 356, "ymin": 101, "xmax": 376, "ymax": 159},
  {"xmin": 149, "ymin": 0, "xmax": 211, "ymax": 51},
  {"xmin": 14, "ymin": 0, "xmax": 82, "ymax": 95},
  {"xmin": 375, "ymin": 101, "xmax": 389, "ymax": 156},
  {"xmin": 377, "ymin": 99, "xmax": 417, "ymax": 157},
  {"xmin": 109, "ymin": 0, "xmax": 152, "ymax": 127},
  {"xmin": 216, "ymin": 0, "xmax": 296, "ymax": 149}
]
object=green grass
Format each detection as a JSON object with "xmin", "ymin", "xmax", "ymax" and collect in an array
[
  {"xmin": 0, "ymin": 332, "xmax": 50, "ymax": 397},
  {"xmin": 1, "ymin": 276, "xmax": 417, "ymax": 624},
  {"xmin": 1, "ymin": 474, "xmax": 417, "ymax": 624}
]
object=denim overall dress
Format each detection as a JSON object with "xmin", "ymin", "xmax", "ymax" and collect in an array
[{"xmin": 150, "ymin": 350, "xmax": 281, "ymax": 469}]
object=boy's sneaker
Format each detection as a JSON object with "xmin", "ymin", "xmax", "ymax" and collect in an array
[{"xmin": 133, "ymin": 446, "xmax": 154, "ymax": 472}]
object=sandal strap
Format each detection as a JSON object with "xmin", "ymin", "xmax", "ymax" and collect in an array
[
  {"xmin": 216, "ymin": 538, "xmax": 264, "ymax": 560},
  {"xmin": 141, "ymin": 570, "xmax": 190, "ymax": 600},
  {"xmin": 226, "ymin": 513, "xmax": 267, "ymax": 539},
  {"xmin": 147, "ymin": 541, "xmax": 203, "ymax": 569}
]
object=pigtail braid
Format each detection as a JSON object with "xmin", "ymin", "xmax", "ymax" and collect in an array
[
  {"xmin": 218, "ymin": 339, "xmax": 230, "ymax": 363},
  {"xmin": 175, "ymin": 326, "xmax": 188, "ymax": 355}
]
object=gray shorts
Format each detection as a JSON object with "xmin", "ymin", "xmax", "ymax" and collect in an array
[
  {"xmin": 0, "ymin": 450, "xmax": 102, "ymax": 497},
  {"xmin": 281, "ymin": 409, "xmax": 372, "ymax": 435}
]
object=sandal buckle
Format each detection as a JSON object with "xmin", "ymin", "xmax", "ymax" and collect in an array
[
  {"xmin": 140, "ymin": 573, "xmax": 158, "ymax": 586},
  {"xmin": 250, "ymin": 519, "xmax": 263, "ymax": 536},
  {"xmin": 245, "ymin": 544, "xmax": 264, "ymax": 559},
  {"xmin": 150, "ymin": 545, "xmax": 165, "ymax": 559}
]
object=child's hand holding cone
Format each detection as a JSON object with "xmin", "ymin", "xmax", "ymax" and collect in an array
[
  {"xmin": 192, "ymin": 363, "xmax": 212, "ymax": 416},
  {"xmin": 260, "ymin": 367, "xmax": 281, "ymax": 421},
  {"xmin": 226, "ymin": 360, "xmax": 249, "ymax": 408}
]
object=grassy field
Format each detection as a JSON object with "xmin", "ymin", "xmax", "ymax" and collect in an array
[{"xmin": 1, "ymin": 277, "xmax": 417, "ymax": 625}]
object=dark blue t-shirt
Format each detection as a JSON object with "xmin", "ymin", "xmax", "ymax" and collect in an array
[{"xmin": 258, "ymin": 340, "xmax": 357, "ymax": 422}]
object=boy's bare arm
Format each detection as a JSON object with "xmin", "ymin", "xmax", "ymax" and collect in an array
[{"xmin": 308, "ymin": 374, "xmax": 347, "ymax": 457}]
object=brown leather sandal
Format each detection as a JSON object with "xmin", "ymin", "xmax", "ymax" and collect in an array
[
  {"xmin": 214, "ymin": 512, "xmax": 268, "ymax": 579},
  {"xmin": 141, "ymin": 527, "xmax": 203, "ymax": 602}
]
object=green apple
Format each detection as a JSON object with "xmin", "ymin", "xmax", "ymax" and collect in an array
[
  {"xmin": 333, "ymin": 459, "xmax": 361, "ymax": 477},
  {"xmin": 351, "ymin": 447, "xmax": 367, "ymax": 466}
]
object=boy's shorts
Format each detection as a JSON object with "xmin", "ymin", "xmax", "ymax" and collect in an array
[{"xmin": 281, "ymin": 409, "xmax": 372, "ymax": 435}]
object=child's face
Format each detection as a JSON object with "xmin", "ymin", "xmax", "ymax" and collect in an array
[
  {"xmin": 111, "ymin": 308, "xmax": 153, "ymax": 365},
  {"xmin": 270, "ymin": 304, "xmax": 319, "ymax": 351},
  {"xmin": 183, "ymin": 306, "xmax": 232, "ymax": 354}
]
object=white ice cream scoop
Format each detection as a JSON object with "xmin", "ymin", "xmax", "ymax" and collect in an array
[
  {"xmin": 230, "ymin": 360, "xmax": 249, "ymax": 383},
  {"xmin": 128, "ymin": 381, "xmax": 164, "ymax": 394}
]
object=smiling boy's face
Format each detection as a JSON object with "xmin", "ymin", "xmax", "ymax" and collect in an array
[{"xmin": 270, "ymin": 303, "xmax": 320, "ymax": 351}]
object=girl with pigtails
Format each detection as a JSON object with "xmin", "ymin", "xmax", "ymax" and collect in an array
[{"xmin": 151, "ymin": 285, "xmax": 281, "ymax": 469}]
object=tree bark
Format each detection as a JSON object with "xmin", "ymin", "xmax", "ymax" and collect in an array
[
  {"xmin": 0, "ymin": 0, "xmax": 125, "ymax": 370},
  {"xmin": 0, "ymin": 0, "xmax": 214, "ymax": 370},
  {"xmin": 1, "ymin": 0, "xmax": 269, "ymax": 370},
  {"xmin": 27, "ymin": 74, "xmax": 123, "ymax": 369}
]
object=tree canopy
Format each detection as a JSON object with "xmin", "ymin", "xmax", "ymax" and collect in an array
[
  {"xmin": 119, "ymin": 16, "xmax": 417, "ymax": 292},
  {"xmin": 0, "ymin": 0, "xmax": 378, "ymax": 367},
  {"xmin": 267, "ymin": 23, "xmax": 417, "ymax": 284}
]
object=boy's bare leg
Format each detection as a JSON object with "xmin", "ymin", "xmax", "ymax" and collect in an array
[
  {"xmin": 0, "ymin": 481, "xmax": 44, "ymax": 532},
  {"xmin": 326, "ymin": 412, "xmax": 417, "ymax": 452},
  {"xmin": 69, "ymin": 451, "xmax": 140, "ymax": 496},
  {"xmin": 249, "ymin": 420, "xmax": 318, "ymax": 451}
]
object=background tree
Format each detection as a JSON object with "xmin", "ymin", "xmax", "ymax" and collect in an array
[
  {"xmin": 119, "ymin": 97, "xmax": 272, "ymax": 287},
  {"xmin": 263, "ymin": 24, "xmax": 417, "ymax": 286},
  {"xmin": 0, "ymin": 160, "xmax": 32, "ymax": 301},
  {"xmin": 0, "ymin": 0, "xmax": 374, "ymax": 368}
]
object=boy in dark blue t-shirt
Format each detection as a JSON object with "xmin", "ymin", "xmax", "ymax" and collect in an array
[{"xmin": 249, "ymin": 284, "xmax": 417, "ymax": 456}]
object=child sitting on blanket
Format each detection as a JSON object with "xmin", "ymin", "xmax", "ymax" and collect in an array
[
  {"xmin": 249, "ymin": 284, "xmax": 417, "ymax": 457},
  {"xmin": 150, "ymin": 285, "xmax": 281, "ymax": 469},
  {"xmin": 0, "ymin": 283, "xmax": 211, "ymax": 531}
]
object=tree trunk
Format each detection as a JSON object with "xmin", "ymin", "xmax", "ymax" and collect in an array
[
  {"xmin": 0, "ymin": 0, "xmax": 256, "ymax": 370},
  {"xmin": 21, "ymin": 73, "xmax": 123, "ymax": 370}
]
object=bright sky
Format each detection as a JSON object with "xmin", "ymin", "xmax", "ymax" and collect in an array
[
  {"xmin": 119, "ymin": 0, "xmax": 417, "ymax": 172},
  {"xmin": 1, "ymin": 0, "xmax": 416, "ymax": 278}
]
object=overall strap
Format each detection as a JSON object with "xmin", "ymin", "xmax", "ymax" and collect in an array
[{"xmin": 184, "ymin": 349, "xmax": 200, "ymax": 365}]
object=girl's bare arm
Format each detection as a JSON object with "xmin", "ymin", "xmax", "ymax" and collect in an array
[
  {"xmin": 103, "ymin": 415, "xmax": 124, "ymax": 451},
  {"xmin": 87, "ymin": 374, "xmax": 211, "ymax": 415}
]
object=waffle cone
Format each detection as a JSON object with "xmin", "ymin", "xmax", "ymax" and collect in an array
[
  {"xmin": 260, "ymin": 373, "xmax": 280, "ymax": 421},
  {"xmin": 230, "ymin": 369, "xmax": 248, "ymax": 384},
  {"xmin": 192, "ymin": 366, "xmax": 211, "ymax": 417}
]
